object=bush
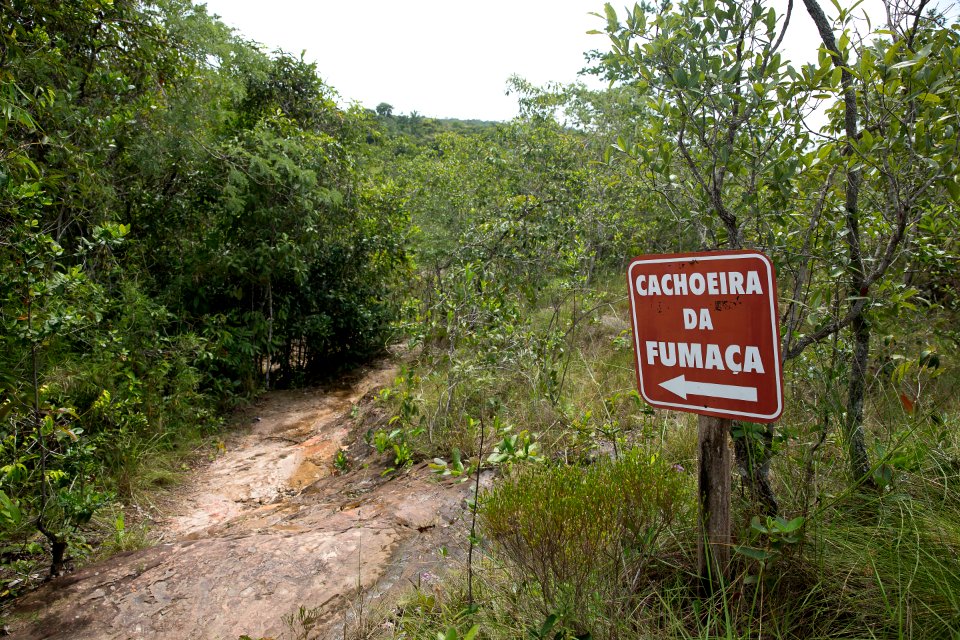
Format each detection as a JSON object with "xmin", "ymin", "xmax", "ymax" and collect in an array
[{"xmin": 480, "ymin": 449, "xmax": 692, "ymax": 629}]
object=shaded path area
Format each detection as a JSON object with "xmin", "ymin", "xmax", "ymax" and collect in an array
[{"xmin": 8, "ymin": 362, "xmax": 471, "ymax": 639}]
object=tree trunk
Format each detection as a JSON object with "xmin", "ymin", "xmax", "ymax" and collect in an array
[
  {"xmin": 802, "ymin": 0, "xmax": 874, "ymax": 487},
  {"xmin": 265, "ymin": 281, "xmax": 273, "ymax": 390},
  {"xmin": 732, "ymin": 423, "xmax": 779, "ymax": 515},
  {"xmin": 49, "ymin": 538, "xmax": 67, "ymax": 579},
  {"xmin": 845, "ymin": 312, "xmax": 873, "ymax": 481}
]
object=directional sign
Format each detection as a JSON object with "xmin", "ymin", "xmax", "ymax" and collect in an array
[{"xmin": 626, "ymin": 250, "xmax": 783, "ymax": 422}]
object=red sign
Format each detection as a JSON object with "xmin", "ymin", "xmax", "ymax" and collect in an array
[{"xmin": 626, "ymin": 250, "xmax": 783, "ymax": 422}]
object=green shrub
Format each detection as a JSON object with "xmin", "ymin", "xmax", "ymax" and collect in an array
[{"xmin": 480, "ymin": 449, "xmax": 692, "ymax": 628}]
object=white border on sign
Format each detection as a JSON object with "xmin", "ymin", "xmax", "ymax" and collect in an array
[{"xmin": 627, "ymin": 252, "xmax": 783, "ymax": 421}]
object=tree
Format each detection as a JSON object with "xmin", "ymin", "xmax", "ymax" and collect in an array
[
  {"xmin": 594, "ymin": 0, "xmax": 960, "ymax": 501},
  {"xmin": 795, "ymin": 0, "xmax": 960, "ymax": 482},
  {"xmin": 0, "ymin": 0, "xmax": 409, "ymax": 579},
  {"xmin": 593, "ymin": 0, "xmax": 806, "ymax": 512}
]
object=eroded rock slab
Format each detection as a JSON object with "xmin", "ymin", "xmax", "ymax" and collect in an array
[
  {"xmin": 164, "ymin": 365, "xmax": 398, "ymax": 539},
  {"xmin": 8, "ymin": 363, "xmax": 472, "ymax": 640}
]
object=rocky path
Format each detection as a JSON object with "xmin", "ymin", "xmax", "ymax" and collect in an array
[{"xmin": 8, "ymin": 362, "xmax": 472, "ymax": 640}]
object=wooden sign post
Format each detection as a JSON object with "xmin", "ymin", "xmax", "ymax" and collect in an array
[
  {"xmin": 626, "ymin": 251, "xmax": 783, "ymax": 589},
  {"xmin": 698, "ymin": 414, "xmax": 731, "ymax": 585}
]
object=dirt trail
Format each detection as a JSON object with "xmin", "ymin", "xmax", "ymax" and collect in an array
[{"xmin": 9, "ymin": 362, "xmax": 472, "ymax": 640}]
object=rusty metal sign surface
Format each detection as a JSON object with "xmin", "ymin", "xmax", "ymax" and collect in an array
[{"xmin": 626, "ymin": 250, "xmax": 783, "ymax": 422}]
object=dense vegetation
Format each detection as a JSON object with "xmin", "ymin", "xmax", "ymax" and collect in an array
[
  {"xmin": 366, "ymin": 1, "xmax": 960, "ymax": 638},
  {"xmin": 3, "ymin": 0, "xmax": 960, "ymax": 638},
  {"xmin": 0, "ymin": 0, "xmax": 407, "ymax": 580}
]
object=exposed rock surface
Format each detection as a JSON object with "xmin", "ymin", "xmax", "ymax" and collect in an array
[{"xmin": 8, "ymin": 362, "xmax": 472, "ymax": 639}]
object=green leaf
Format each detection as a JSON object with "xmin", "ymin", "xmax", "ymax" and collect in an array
[
  {"xmin": 779, "ymin": 516, "xmax": 805, "ymax": 533},
  {"xmin": 0, "ymin": 490, "xmax": 22, "ymax": 527},
  {"xmin": 604, "ymin": 3, "xmax": 618, "ymax": 29},
  {"xmin": 946, "ymin": 179, "xmax": 960, "ymax": 204},
  {"xmin": 734, "ymin": 545, "xmax": 775, "ymax": 561},
  {"xmin": 889, "ymin": 59, "xmax": 919, "ymax": 70},
  {"xmin": 830, "ymin": 67, "xmax": 842, "ymax": 88},
  {"xmin": 537, "ymin": 614, "xmax": 559, "ymax": 637},
  {"xmin": 765, "ymin": 7, "xmax": 776, "ymax": 33}
]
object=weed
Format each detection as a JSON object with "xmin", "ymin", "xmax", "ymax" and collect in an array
[
  {"xmin": 481, "ymin": 449, "xmax": 691, "ymax": 631},
  {"xmin": 281, "ymin": 604, "xmax": 324, "ymax": 640},
  {"xmin": 429, "ymin": 447, "xmax": 470, "ymax": 479},
  {"xmin": 334, "ymin": 449, "xmax": 351, "ymax": 474},
  {"xmin": 371, "ymin": 427, "xmax": 421, "ymax": 474}
]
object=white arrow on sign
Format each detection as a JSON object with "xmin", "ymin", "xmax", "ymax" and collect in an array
[{"xmin": 659, "ymin": 375, "xmax": 758, "ymax": 402}]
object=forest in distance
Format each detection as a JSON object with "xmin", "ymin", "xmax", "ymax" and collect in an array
[{"xmin": 1, "ymin": 0, "xmax": 960, "ymax": 637}]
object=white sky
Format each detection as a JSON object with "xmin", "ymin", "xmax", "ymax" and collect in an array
[
  {"xmin": 198, "ymin": 0, "xmax": 941, "ymax": 122},
  {"xmin": 200, "ymin": 0, "xmax": 608, "ymax": 120}
]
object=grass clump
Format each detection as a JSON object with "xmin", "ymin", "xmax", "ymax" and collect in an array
[{"xmin": 480, "ymin": 449, "xmax": 693, "ymax": 634}]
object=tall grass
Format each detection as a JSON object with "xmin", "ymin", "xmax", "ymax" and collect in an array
[
  {"xmin": 377, "ymin": 269, "xmax": 960, "ymax": 639},
  {"xmin": 480, "ymin": 450, "xmax": 692, "ymax": 633}
]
